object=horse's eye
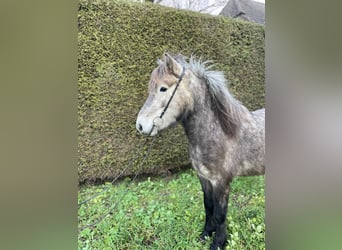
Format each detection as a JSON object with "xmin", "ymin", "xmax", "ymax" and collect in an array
[{"xmin": 160, "ymin": 87, "xmax": 168, "ymax": 92}]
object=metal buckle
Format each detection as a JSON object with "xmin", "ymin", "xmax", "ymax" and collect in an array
[{"xmin": 153, "ymin": 117, "xmax": 164, "ymax": 128}]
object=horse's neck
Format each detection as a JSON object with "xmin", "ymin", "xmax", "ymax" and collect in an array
[
  {"xmin": 181, "ymin": 89, "xmax": 226, "ymax": 147},
  {"xmin": 180, "ymin": 80, "xmax": 252, "ymax": 148}
]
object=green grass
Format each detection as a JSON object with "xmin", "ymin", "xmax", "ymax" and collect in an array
[{"xmin": 78, "ymin": 169, "xmax": 265, "ymax": 249}]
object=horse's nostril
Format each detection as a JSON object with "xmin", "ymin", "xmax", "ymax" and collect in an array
[{"xmin": 138, "ymin": 123, "xmax": 143, "ymax": 132}]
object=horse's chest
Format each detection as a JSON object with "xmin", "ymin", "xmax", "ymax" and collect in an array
[
  {"xmin": 191, "ymin": 160, "xmax": 224, "ymax": 187},
  {"xmin": 192, "ymin": 160, "xmax": 210, "ymax": 178},
  {"xmin": 189, "ymin": 147, "xmax": 223, "ymax": 185}
]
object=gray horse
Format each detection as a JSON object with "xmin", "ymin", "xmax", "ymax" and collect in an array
[{"xmin": 136, "ymin": 53, "xmax": 265, "ymax": 250}]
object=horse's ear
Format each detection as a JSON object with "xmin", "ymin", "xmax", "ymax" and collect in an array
[{"xmin": 164, "ymin": 53, "xmax": 183, "ymax": 77}]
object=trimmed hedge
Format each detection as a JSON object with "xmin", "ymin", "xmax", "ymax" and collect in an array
[{"xmin": 78, "ymin": 0, "xmax": 265, "ymax": 184}]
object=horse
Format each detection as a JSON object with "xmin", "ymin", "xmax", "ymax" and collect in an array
[{"xmin": 136, "ymin": 53, "xmax": 265, "ymax": 250}]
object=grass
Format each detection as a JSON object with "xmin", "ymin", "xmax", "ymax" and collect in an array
[{"xmin": 78, "ymin": 169, "xmax": 265, "ymax": 249}]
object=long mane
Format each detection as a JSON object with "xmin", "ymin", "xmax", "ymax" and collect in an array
[{"xmin": 186, "ymin": 55, "xmax": 244, "ymax": 137}]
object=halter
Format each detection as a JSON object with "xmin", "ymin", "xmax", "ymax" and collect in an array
[{"xmin": 153, "ymin": 66, "xmax": 186, "ymax": 127}]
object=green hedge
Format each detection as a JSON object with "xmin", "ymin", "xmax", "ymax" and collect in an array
[{"xmin": 78, "ymin": 0, "xmax": 265, "ymax": 184}]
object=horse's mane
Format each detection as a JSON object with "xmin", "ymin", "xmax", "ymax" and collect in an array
[
  {"xmin": 187, "ymin": 55, "xmax": 244, "ymax": 137},
  {"xmin": 155, "ymin": 54, "xmax": 245, "ymax": 137}
]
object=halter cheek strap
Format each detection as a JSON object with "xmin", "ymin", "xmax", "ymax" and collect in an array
[{"xmin": 158, "ymin": 66, "xmax": 186, "ymax": 120}]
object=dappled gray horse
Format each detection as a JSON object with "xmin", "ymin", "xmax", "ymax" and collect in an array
[{"xmin": 136, "ymin": 53, "xmax": 265, "ymax": 250}]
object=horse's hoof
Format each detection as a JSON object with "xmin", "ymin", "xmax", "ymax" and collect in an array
[
  {"xmin": 210, "ymin": 242, "xmax": 226, "ymax": 250},
  {"xmin": 209, "ymin": 243, "xmax": 219, "ymax": 250},
  {"xmin": 199, "ymin": 231, "xmax": 212, "ymax": 242}
]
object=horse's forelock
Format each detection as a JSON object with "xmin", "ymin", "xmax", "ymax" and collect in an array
[
  {"xmin": 149, "ymin": 63, "xmax": 165, "ymax": 91},
  {"xmin": 150, "ymin": 58, "xmax": 182, "ymax": 88}
]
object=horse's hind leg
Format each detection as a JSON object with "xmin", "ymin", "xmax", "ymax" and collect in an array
[
  {"xmin": 199, "ymin": 177, "xmax": 216, "ymax": 240},
  {"xmin": 210, "ymin": 182, "xmax": 230, "ymax": 250}
]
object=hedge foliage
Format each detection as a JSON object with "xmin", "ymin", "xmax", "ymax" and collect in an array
[{"xmin": 78, "ymin": 0, "xmax": 265, "ymax": 184}]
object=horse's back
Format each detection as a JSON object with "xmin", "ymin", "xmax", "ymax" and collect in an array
[
  {"xmin": 252, "ymin": 108, "xmax": 265, "ymax": 124},
  {"xmin": 234, "ymin": 108, "xmax": 265, "ymax": 176},
  {"xmin": 252, "ymin": 108, "xmax": 265, "ymax": 138}
]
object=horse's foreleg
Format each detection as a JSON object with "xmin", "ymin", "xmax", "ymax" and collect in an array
[
  {"xmin": 199, "ymin": 177, "xmax": 216, "ymax": 240},
  {"xmin": 210, "ymin": 182, "xmax": 230, "ymax": 250}
]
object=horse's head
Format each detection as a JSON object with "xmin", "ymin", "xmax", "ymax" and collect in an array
[{"xmin": 136, "ymin": 53, "xmax": 193, "ymax": 136}]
